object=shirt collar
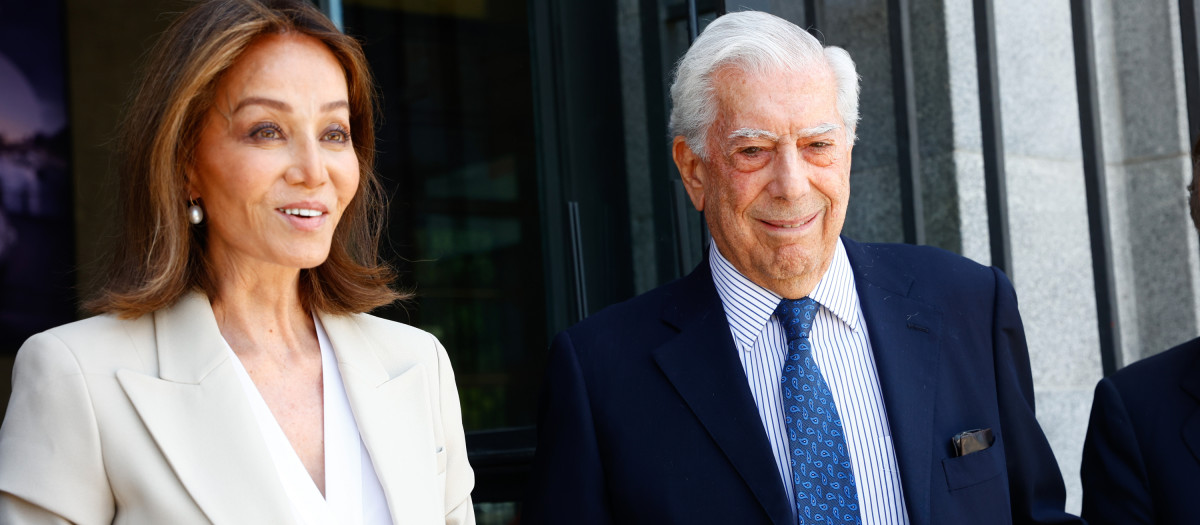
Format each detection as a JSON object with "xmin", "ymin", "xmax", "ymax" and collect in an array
[
  {"xmin": 808, "ymin": 239, "xmax": 861, "ymax": 332},
  {"xmin": 710, "ymin": 237, "xmax": 861, "ymax": 351}
]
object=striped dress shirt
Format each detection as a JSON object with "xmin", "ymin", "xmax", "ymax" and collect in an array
[{"xmin": 710, "ymin": 239, "xmax": 910, "ymax": 525}]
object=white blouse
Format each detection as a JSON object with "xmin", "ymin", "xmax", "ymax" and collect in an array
[{"xmin": 226, "ymin": 316, "xmax": 393, "ymax": 524}]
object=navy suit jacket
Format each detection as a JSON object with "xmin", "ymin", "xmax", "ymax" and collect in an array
[
  {"xmin": 525, "ymin": 238, "xmax": 1079, "ymax": 524},
  {"xmin": 1080, "ymin": 337, "xmax": 1200, "ymax": 524}
]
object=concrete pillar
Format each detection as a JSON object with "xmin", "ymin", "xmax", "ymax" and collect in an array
[{"xmin": 1094, "ymin": 0, "xmax": 1200, "ymax": 365}]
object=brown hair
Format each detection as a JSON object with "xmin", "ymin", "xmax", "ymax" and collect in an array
[{"xmin": 88, "ymin": 0, "xmax": 404, "ymax": 318}]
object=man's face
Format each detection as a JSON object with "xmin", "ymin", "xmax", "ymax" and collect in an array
[{"xmin": 674, "ymin": 66, "xmax": 852, "ymax": 299}]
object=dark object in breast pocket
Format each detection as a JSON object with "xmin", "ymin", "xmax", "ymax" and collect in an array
[{"xmin": 942, "ymin": 441, "xmax": 1004, "ymax": 491}]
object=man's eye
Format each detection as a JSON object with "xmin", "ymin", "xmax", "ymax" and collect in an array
[
  {"xmin": 731, "ymin": 146, "xmax": 771, "ymax": 172},
  {"xmin": 810, "ymin": 142, "xmax": 830, "ymax": 149}
]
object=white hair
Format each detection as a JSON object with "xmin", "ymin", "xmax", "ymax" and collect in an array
[{"xmin": 668, "ymin": 11, "xmax": 861, "ymax": 159}]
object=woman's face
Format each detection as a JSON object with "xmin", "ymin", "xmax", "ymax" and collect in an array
[{"xmin": 191, "ymin": 32, "xmax": 358, "ymax": 276}]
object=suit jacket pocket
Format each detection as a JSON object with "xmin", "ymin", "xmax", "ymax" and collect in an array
[
  {"xmin": 942, "ymin": 443, "xmax": 1003, "ymax": 491},
  {"xmin": 436, "ymin": 445, "xmax": 447, "ymax": 474}
]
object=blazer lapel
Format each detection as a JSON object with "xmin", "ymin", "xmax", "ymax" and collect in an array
[
  {"xmin": 652, "ymin": 264, "xmax": 795, "ymax": 525},
  {"xmin": 319, "ymin": 312, "xmax": 441, "ymax": 524},
  {"xmin": 117, "ymin": 292, "xmax": 293, "ymax": 523},
  {"xmin": 843, "ymin": 238, "xmax": 943, "ymax": 525},
  {"xmin": 1180, "ymin": 349, "xmax": 1200, "ymax": 466}
]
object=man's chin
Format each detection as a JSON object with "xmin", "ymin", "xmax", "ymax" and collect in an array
[
  {"xmin": 738, "ymin": 255, "xmax": 817, "ymax": 297},
  {"xmin": 765, "ymin": 263, "xmax": 815, "ymax": 284}
]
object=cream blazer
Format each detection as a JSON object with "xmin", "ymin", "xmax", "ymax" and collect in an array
[{"xmin": 0, "ymin": 292, "xmax": 475, "ymax": 524}]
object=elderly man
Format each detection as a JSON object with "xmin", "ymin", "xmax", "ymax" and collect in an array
[
  {"xmin": 525, "ymin": 11, "xmax": 1079, "ymax": 525},
  {"xmin": 1079, "ymin": 140, "xmax": 1200, "ymax": 524}
]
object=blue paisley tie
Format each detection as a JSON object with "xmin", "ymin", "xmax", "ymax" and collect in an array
[{"xmin": 775, "ymin": 298, "xmax": 862, "ymax": 524}]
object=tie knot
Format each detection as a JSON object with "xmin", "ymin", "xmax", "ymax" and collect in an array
[{"xmin": 775, "ymin": 297, "xmax": 819, "ymax": 343}]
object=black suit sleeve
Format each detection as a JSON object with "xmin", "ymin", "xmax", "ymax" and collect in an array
[
  {"xmin": 989, "ymin": 268, "xmax": 1083, "ymax": 524},
  {"xmin": 524, "ymin": 331, "xmax": 614, "ymax": 525},
  {"xmin": 1079, "ymin": 377, "xmax": 1153, "ymax": 524}
]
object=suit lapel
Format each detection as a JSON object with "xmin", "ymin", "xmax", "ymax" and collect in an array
[
  {"xmin": 652, "ymin": 264, "xmax": 795, "ymax": 525},
  {"xmin": 843, "ymin": 238, "xmax": 942, "ymax": 525},
  {"xmin": 319, "ymin": 312, "xmax": 441, "ymax": 523},
  {"xmin": 117, "ymin": 292, "xmax": 293, "ymax": 523},
  {"xmin": 1180, "ymin": 348, "xmax": 1200, "ymax": 466}
]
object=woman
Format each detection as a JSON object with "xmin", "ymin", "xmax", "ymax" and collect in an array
[{"xmin": 0, "ymin": 0, "xmax": 475, "ymax": 523}]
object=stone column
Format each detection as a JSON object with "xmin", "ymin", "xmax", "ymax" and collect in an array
[{"xmin": 1094, "ymin": 0, "xmax": 1200, "ymax": 365}]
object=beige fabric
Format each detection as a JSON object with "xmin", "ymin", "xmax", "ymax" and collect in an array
[{"xmin": 0, "ymin": 292, "xmax": 475, "ymax": 524}]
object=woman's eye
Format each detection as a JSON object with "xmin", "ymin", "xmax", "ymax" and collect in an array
[
  {"xmin": 251, "ymin": 125, "xmax": 281, "ymax": 140},
  {"xmin": 323, "ymin": 129, "xmax": 350, "ymax": 142}
]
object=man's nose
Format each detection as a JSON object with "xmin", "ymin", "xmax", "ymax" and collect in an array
[
  {"xmin": 769, "ymin": 144, "xmax": 812, "ymax": 200},
  {"xmin": 284, "ymin": 137, "xmax": 327, "ymax": 188}
]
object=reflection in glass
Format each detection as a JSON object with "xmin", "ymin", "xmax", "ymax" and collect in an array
[
  {"xmin": 342, "ymin": 0, "xmax": 545, "ymax": 431},
  {"xmin": 473, "ymin": 502, "xmax": 519, "ymax": 525}
]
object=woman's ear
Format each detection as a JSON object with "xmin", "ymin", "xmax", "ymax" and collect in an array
[{"xmin": 185, "ymin": 172, "xmax": 200, "ymax": 201}]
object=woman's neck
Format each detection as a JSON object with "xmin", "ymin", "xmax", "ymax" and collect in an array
[{"xmin": 208, "ymin": 261, "xmax": 314, "ymax": 361}]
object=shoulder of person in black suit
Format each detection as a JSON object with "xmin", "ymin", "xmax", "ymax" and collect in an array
[{"xmin": 1081, "ymin": 337, "xmax": 1200, "ymax": 525}]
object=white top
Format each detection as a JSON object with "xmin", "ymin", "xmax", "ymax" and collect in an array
[
  {"xmin": 227, "ymin": 316, "xmax": 392, "ymax": 524},
  {"xmin": 710, "ymin": 239, "xmax": 910, "ymax": 525}
]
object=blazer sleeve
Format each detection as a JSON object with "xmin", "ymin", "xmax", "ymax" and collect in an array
[
  {"xmin": 432, "ymin": 334, "xmax": 477, "ymax": 525},
  {"xmin": 523, "ymin": 330, "xmax": 613, "ymax": 525},
  {"xmin": 0, "ymin": 332, "xmax": 115, "ymax": 524},
  {"xmin": 989, "ymin": 268, "xmax": 1082, "ymax": 525},
  {"xmin": 1079, "ymin": 377, "xmax": 1153, "ymax": 524}
]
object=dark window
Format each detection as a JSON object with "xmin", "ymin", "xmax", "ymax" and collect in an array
[{"xmin": 342, "ymin": 0, "xmax": 546, "ymax": 422}]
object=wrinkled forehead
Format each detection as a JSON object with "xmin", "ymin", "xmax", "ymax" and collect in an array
[
  {"xmin": 709, "ymin": 64, "xmax": 840, "ymax": 136},
  {"xmin": 211, "ymin": 33, "xmax": 349, "ymax": 113}
]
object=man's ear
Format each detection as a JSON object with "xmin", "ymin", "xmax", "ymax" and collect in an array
[{"xmin": 672, "ymin": 136, "xmax": 706, "ymax": 212}]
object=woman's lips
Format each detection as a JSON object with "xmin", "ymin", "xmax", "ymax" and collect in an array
[{"xmin": 276, "ymin": 202, "xmax": 329, "ymax": 231}]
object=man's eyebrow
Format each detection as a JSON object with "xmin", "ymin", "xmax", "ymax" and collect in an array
[
  {"xmin": 798, "ymin": 123, "xmax": 841, "ymax": 137},
  {"xmin": 727, "ymin": 123, "xmax": 842, "ymax": 142},
  {"xmin": 728, "ymin": 127, "xmax": 779, "ymax": 141}
]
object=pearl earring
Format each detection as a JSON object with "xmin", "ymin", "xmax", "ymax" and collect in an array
[{"xmin": 187, "ymin": 201, "xmax": 204, "ymax": 225}]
